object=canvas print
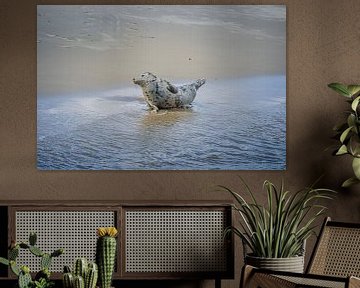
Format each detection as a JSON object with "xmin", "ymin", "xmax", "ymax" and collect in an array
[{"xmin": 37, "ymin": 5, "xmax": 286, "ymax": 170}]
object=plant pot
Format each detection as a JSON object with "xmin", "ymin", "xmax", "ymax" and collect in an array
[{"xmin": 245, "ymin": 254, "xmax": 305, "ymax": 273}]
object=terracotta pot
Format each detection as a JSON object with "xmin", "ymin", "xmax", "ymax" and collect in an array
[{"xmin": 245, "ymin": 254, "xmax": 305, "ymax": 273}]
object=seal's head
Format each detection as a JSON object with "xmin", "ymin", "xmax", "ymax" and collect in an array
[{"xmin": 133, "ymin": 72, "xmax": 157, "ymax": 87}]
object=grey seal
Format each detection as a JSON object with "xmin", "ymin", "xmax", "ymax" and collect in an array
[{"xmin": 133, "ymin": 72, "xmax": 206, "ymax": 111}]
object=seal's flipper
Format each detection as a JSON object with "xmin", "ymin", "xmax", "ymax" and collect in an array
[{"xmin": 167, "ymin": 84, "xmax": 178, "ymax": 94}]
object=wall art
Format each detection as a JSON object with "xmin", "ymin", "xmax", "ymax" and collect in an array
[{"xmin": 37, "ymin": 5, "xmax": 286, "ymax": 170}]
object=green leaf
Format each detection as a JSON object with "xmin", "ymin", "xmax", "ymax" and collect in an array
[
  {"xmin": 347, "ymin": 114, "xmax": 356, "ymax": 128},
  {"xmin": 351, "ymin": 96, "xmax": 360, "ymax": 111},
  {"xmin": 0, "ymin": 257, "xmax": 9, "ymax": 266},
  {"xmin": 347, "ymin": 85, "xmax": 360, "ymax": 97},
  {"xmin": 342, "ymin": 177, "xmax": 360, "ymax": 188},
  {"xmin": 349, "ymin": 135, "xmax": 360, "ymax": 157},
  {"xmin": 10, "ymin": 261, "xmax": 20, "ymax": 276},
  {"xmin": 328, "ymin": 83, "xmax": 351, "ymax": 97},
  {"xmin": 340, "ymin": 126, "xmax": 353, "ymax": 143},
  {"xmin": 336, "ymin": 144, "xmax": 348, "ymax": 155},
  {"xmin": 352, "ymin": 157, "xmax": 360, "ymax": 179}
]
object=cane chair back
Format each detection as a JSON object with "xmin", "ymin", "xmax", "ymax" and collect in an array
[{"xmin": 307, "ymin": 217, "xmax": 360, "ymax": 278}]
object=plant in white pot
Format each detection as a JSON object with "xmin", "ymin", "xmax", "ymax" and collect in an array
[
  {"xmin": 221, "ymin": 179, "xmax": 334, "ymax": 273},
  {"xmin": 328, "ymin": 83, "xmax": 360, "ymax": 187}
]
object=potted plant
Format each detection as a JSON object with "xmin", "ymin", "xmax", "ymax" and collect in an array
[
  {"xmin": 221, "ymin": 178, "xmax": 334, "ymax": 273},
  {"xmin": 328, "ymin": 83, "xmax": 360, "ymax": 187},
  {"xmin": 0, "ymin": 232, "xmax": 63, "ymax": 288}
]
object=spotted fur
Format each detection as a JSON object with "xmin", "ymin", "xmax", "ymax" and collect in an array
[{"xmin": 133, "ymin": 72, "xmax": 206, "ymax": 111}]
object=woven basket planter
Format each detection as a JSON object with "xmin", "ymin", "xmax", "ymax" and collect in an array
[{"xmin": 245, "ymin": 254, "xmax": 305, "ymax": 273}]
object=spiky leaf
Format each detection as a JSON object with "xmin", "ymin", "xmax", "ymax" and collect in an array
[
  {"xmin": 342, "ymin": 177, "xmax": 360, "ymax": 188},
  {"xmin": 328, "ymin": 83, "xmax": 351, "ymax": 97},
  {"xmin": 220, "ymin": 178, "xmax": 335, "ymax": 258}
]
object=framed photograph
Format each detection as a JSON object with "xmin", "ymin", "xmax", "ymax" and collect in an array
[{"xmin": 37, "ymin": 5, "xmax": 286, "ymax": 170}]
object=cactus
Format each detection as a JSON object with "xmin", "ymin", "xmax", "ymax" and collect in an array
[
  {"xmin": 74, "ymin": 275, "xmax": 85, "ymax": 288},
  {"xmin": 85, "ymin": 262, "xmax": 98, "ymax": 288},
  {"xmin": 63, "ymin": 259, "xmax": 98, "ymax": 288},
  {"xmin": 0, "ymin": 233, "xmax": 63, "ymax": 288},
  {"xmin": 63, "ymin": 272, "xmax": 74, "ymax": 288},
  {"xmin": 29, "ymin": 245, "xmax": 44, "ymax": 257},
  {"xmin": 19, "ymin": 270, "xmax": 32, "ymax": 288},
  {"xmin": 10, "ymin": 260, "xmax": 21, "ymax": 276},
  {"xmin": 35, "ymin": 268, "xmax": 51, "ymax": 281},
  {"xmin": 29, "ymin": 232, "xmax": 37, "ymax": 246},
  {"xmin": 9, "ymin": 246, "xmax": 19, "ymax": 260},
  {"xmin": 96, "ymin": 227, "xmax": 118, "ymax": 288},
  {"xmin": 74, "ymin": 258, "xmax": 88, "ymax": 279},
  {"xmin": 41, "ymin": 253, "xmax": 52, "ymax": 270}
]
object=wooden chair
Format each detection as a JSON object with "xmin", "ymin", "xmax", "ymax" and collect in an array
[{"xmin": 241, "ymin": 217, "xmax": 360, "ymax": 288}]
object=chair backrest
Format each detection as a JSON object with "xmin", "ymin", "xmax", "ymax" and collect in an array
[{"xmin": 307, "ymin": 217, "xmax": 360, "ymax": 277}]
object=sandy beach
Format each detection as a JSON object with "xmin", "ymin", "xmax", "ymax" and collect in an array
[{"xmin": 37, "ymin": 5, "xmax": 285, "ymax": 95}]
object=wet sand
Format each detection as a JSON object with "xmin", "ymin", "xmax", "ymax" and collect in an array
[{"xmin": 37, "ymin": 5, "xmax": 286, "ymax": 96}]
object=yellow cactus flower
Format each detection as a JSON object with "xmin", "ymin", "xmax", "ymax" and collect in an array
[{"xmin": 96, "ymin": 227, "xmax": 118, "ymax": 237}]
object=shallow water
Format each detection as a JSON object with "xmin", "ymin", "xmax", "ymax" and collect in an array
[{"xmin": 37, "ymin": 75, "xmax": 286, "ymax": 170}]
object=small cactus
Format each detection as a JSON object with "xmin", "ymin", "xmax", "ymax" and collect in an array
[
  {"xmin": 96, "ymin": 227, "xmax": 118, "ymax": 288},
  {"xmin": 74, "ymin": 258, "xmax": 88, "ymax": 279},
  {"xmin": 63, "ymin": 272, "xmax": 74, "ymax": 288},
  {"xmin": 18, "ymin": 268, "xmax": 32, "ymax": 288},
  {"xmin": 29, "ymin": 245, "xmax": 44, "ymax": 257},
  {"xmin": 74, "ymin": 275, "xmax": 85, "ymax": 288},
  {"xmin": 85, "ymin": 263, "xmax": 98, "ymax": 288},
  {"xmin": 0, "ymin": 232, "xmax": 63, "ymax": 288},
  {"xmin": 9, "ymin": 246, "xmax": 19, "ymax": 260},
  {"xmin": 41, "ymin": 253, "xmax": 52, "ymax": 270},
  {"xmin": 29, "ymin": 232, "xmax": 37, "ymax": 246},
  {"xmin": 63, "ymin": 259, "xmax": 98, "ymax": 288}
]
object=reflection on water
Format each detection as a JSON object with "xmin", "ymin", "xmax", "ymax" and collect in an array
[
  {"xmin": 141, "ymin": 109, "xmax": 195, "ymax": 128},
  {"xmin": 37, "ymin": 76, "xmax": 286, "ymax": 170}
]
